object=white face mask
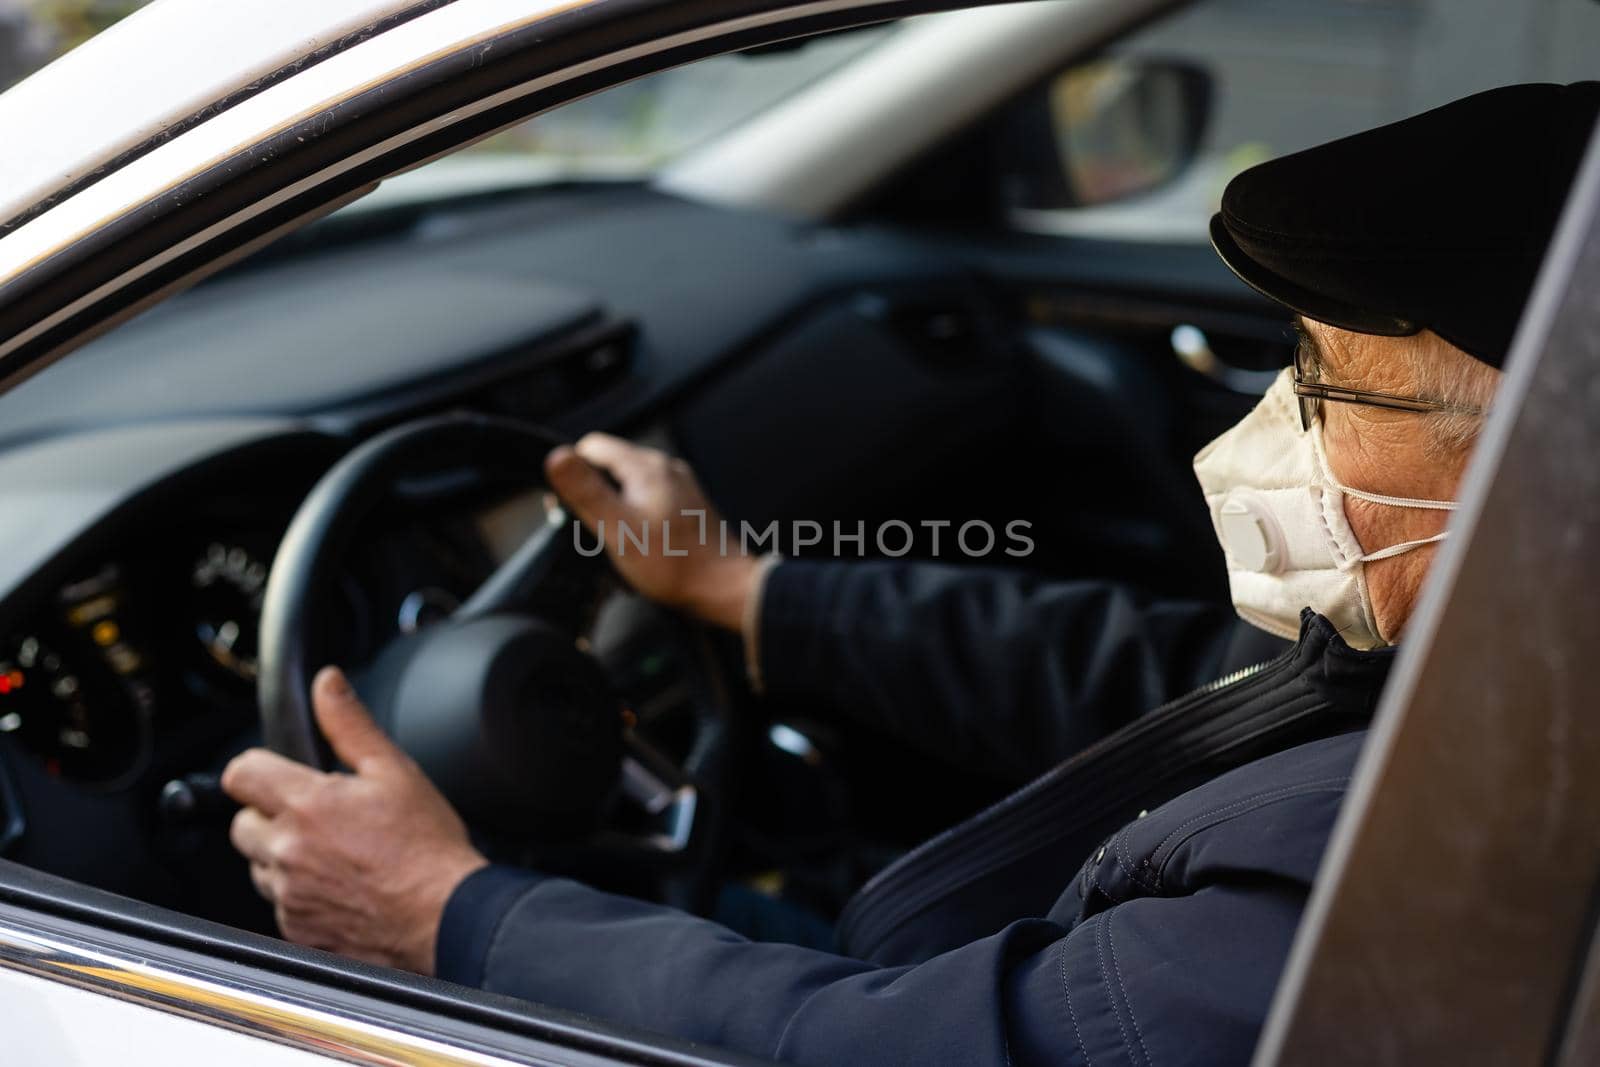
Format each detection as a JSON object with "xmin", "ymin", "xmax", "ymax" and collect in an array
[{"xmin": 1192, "ymin": 368, "xmax": 1457, "ymax": 650}]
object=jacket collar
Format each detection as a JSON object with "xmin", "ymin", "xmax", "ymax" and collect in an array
[{"xmin": 1291, "ymin": 609, "xmax": 1399, "ymax": 722}]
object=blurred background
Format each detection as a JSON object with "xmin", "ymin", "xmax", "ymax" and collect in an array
[
  {"xmin": 0, "ymin": 0, "xmax": 141, "ymax": 82},
  {"xmin": 1, "ymin": 0, "xmax": 1596, "ymax": 244}
]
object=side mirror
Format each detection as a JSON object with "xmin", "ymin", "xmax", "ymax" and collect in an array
[{"xmin": 998, "ymin": 57, "xmax": 1214, "ymax": 211}]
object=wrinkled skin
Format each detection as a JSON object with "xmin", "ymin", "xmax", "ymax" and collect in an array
[
  {"xmin": 223, "ymin": 668, "xmax": 487, "ymax": 972},
  {"xmin": 1301, "ymin": 320, "xmax": 1496, "ymax": 640}
]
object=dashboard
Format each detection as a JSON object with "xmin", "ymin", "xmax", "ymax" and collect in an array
[
  {"xmin": 1, "ymin": 519, "xmax": 313, "ymax": 792},
  {"xmin": 0, "ymin": 451, "xmax": 563, "ymax": 792},
  {"xmin": 0, "ymin": 427, "xmax": 571, "ymax": 920},
  {"xmin": 1, "ymin": 566, "xmax": 162, "ymax": 789}
]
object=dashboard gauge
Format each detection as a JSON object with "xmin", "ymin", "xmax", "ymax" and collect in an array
[
  {"xmin": 191, "ymin": 542, "xmax": 269, "ymax": 681},
  {"xmin": 0, "ymin": 633, "xmax": 146, "ymax": 784}
]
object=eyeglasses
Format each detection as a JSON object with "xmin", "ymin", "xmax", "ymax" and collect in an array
[{"xmin": 1291, "ymin": 334, "xmax": 1483, "ymax": 431}]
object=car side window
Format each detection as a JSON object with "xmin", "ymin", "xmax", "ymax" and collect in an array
[{"xmin": 1000, "ymin": 0, "xmax": 1600, "ymax": 244}]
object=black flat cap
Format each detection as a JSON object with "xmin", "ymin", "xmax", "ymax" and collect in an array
[{"xmin": 1211, "ymin": 81, "xmax": 1600, "ymax": 368}]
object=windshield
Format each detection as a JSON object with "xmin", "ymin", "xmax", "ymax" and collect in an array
[
  {"xmin": 0, "ymin": 6, "xmax": 893, "ymax": 191},
  {"xmin": 354, "ymin": 25, "xmax": 896, "ymax": 206},
  {"xmin": 445, "ymin": 27, "xmax": 896, "ymax": 179}
]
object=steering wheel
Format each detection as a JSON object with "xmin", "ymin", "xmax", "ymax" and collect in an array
[{"xmin": 256, "ymin": 413, "xmax": 740, "ymax": 910}]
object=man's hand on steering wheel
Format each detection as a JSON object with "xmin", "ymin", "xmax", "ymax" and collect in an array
[
  {"xmin": 546, "ymin": 434, "xmax": 766, "ymax": 633},
  {"xmin": 223, "ymin": 668, "xmax": 488, "ymax": 974},
  {"xmin": 227, "ymin": 425, "xmax": 757, "ymax": 962}
]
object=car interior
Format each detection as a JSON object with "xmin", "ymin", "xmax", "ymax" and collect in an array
[{"xmin": 0, "ymin": 1, "xmax": 1592, "ymax": 1048}]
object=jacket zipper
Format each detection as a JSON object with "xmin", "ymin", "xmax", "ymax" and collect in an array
[{"xmin": 1182, "ymin": 660, "xmax": 1270, "ymax": 700}]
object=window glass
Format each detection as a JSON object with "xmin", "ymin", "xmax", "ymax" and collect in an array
[
  {"xmin": 1010, "ymin": 0, "xmax": 1600, "ymax": 242},
  {"xmin": 451, "ymin": 28, "xmax": 894, "ymax": 178},
  {"xmin": 0, "ymin": 5, "xmax": 892, "ymax": 183}
]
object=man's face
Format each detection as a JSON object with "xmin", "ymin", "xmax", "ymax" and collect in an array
[{"xmin": 1298, "ymin": 318, "xmax": 1487, "ymax": 639}]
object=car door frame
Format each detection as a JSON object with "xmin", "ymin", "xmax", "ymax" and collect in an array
[{"xmin": 0, "ymin": 857, "xmax": 767, "ymax": 1065}]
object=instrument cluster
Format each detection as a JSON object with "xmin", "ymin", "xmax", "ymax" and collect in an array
[
  {"xmin": 0, "ymin": 535, "xmax": 286, "ymax": 790},
  {"xmin": 189, "ymin": 540, "xmax": 271, "ymax": 684},
  {"xmin": 0, "ymin": 566, "xmax": 156, "ymax": 787},
  {"xmin": 0, "ymin": 480, "xmax": 544, "ymax": 791}
]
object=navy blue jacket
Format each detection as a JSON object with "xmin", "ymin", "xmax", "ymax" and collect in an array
[{"xmin": 437, "ymin": 561, "xmax": 1393, "ymax": 1065}]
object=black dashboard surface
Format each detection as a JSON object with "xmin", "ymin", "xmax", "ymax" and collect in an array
[
  {"xmin": 0, "ymin": 264, "xmax": 601, "ymax": 447},
  {"xmin": 0, "ymin": 187, "xmax": 1265, "ymax": 445},
  {"xmin": 0, "ymin": 189, "xmax": 923, "ymax": 444},
  {"xmin": 0, "ymin": 418, "xmax": 308, "ymax": 606}
]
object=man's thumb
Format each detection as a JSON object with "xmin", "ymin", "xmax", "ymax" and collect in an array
[{"xmin": 312, "ymin": 666, "xmax": 397, "ymax": 773}]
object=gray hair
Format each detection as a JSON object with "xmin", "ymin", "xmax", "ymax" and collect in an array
[{"xmin": 1399, "ymin": 333, "xmax": 1500, "ymax": 459}]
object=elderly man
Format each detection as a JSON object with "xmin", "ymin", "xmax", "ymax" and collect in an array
[{"xmin": 221, "ymin": 82, "xmax": 1598, "ymax": 1064}]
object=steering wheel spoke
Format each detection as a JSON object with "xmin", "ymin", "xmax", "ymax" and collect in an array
[{"xmin": 455, "ymin": 509, "xmax": 611, "ymax": 634}]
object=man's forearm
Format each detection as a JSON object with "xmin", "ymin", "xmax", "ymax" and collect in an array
[
  {"xmin": 750, "ymin": 559, "xmax": 1256, "ymax": 781},
  {"xmin": 432, "ymin": 856, "xmax": 1308, "ymax": 1067},
  {"xmin": 435, "ymin": 864, "xmax": 1062, "ymax": 1066}
]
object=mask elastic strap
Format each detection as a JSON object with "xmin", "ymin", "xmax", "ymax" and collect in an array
[
  {"xmin": 1310, "ymin": 417, "xmax": 1460, "ymax": 512},
  {"xmin": 1357, "ymin": 529, "xmax": 1450, "ymax": 563},
  {"xmin": 1337, "ymin": 483, "xmax": 1459, "ymax": 511}
]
